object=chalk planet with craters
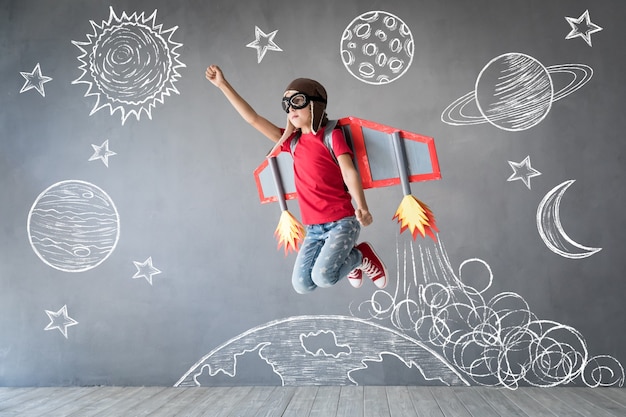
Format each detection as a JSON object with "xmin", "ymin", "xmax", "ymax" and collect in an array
[{"xmin": 340, "ymin": 11, "xmax": 414, "ymax": 85}]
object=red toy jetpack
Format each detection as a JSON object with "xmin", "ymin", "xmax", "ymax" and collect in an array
[{"xmin": 254, "ymin": 116, "xmax": 441, "ymax": 253}]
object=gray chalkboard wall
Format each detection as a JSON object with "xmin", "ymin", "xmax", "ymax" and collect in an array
[{"xmin": 1, "ymin": 0, "xmax": 625, "ymax": 388}]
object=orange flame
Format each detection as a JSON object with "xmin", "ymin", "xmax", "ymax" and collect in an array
[
  {"xmin": 393, "ymin": 195, "xmax": 438, "ymax": 241},
  {"xmin": 274, "ymin": 210, "xmax": 306, "ymax": 254}
]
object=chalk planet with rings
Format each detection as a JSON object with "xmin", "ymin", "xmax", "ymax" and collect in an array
[{"xmin": 441, "ymin": 52, "xmax": 593, "ymax": 131}]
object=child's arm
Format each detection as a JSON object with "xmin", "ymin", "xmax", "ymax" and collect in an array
[
  {"xmin": 206, "ymin": 65, "xmax": 283, "ymax": 143},
  {"xmin": 337, "ymin": 154, "xmax": 373, "ymax": 227}
]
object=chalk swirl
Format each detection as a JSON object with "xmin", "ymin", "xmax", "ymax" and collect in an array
[{"xmin": 352, "ymin": 238, "xmax": 624, "ymax": 388}]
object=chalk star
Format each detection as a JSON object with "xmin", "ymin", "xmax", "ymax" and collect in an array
[
  {"xmin": 44, "ymin": 305, "xmax": 78, "ymax": 339},
  {"xmin": 132, "ymin": 256, "xmax": 162, "ymax": 285},
  {"xmin": 565, "ymin": 10, "xmax": 603, "ymax": 47},
  {"xmin": 88, "ymin": 139, "xmax": 117, "ymax": 167},
  {"xmin": 20, "ymin": 63, "xmax": 53, "ymax": 97},
  {"xmin": 246, "ymin": 26, "xmax": 282, "ymax": 63},
  {"xmin": 507, "ymin": 156, "xmax": 542, "ymax": 189}
]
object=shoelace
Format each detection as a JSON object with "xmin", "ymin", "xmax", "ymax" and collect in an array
[
  {"xmin": 360, "ymin": 258, "xmax": 382, "ymax": 279},
  {"xmin": 347, "ymin": 270, "xmax": 360, "ymax": 278}
]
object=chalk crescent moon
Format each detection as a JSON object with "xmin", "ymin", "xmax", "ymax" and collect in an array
[{"xmin": 536, "ymin": 180, "xmax": 602, "ymax": 259}]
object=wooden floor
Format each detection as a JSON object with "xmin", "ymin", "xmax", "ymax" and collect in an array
[{"xmin": 0, "ymin": 386, "xmax": 624, "ymax": 417}]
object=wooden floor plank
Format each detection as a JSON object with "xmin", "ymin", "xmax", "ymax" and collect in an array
[
  {"xmin": 210, "ymin": 386, "xmax": 255, "ymax": 417},
  {"xmin": 119, "ymin": 386, "xmax": 189, "ymax": 417},
  {"xmin": 65, "ymin": 387, "xmax": 140, "ymax": 417},
  {"xmin": 429, "ymin": 387, "xmax": 473, "ymax": 417},
  {"xmin": 0, "ymin": 387, "xmax": 66, "ymax": 414},
  {"xmin": 452, "ymin": 387, "xmax": 500, "ymax": 417},
  {"xmin": 474, "ymin": 387, "xmax": 531, "ymax": 417},
  {"xmin": 594, "ymin": 387, "xmax": 626, "ymax": 407},
  {"xmin": 252, "ymin": 386, "xmax": 296, "ymax": 417},
  {"xmin": 46, "ymin": 387, "xmax": 124, "ymax": 416},
  {"xmin": 571, "ymin": 388, "xmax": 626, "ymax": 417},
  {"xmin": 228, "ymin": 386, "xmax": 277, "ymax": 417},
  {"xmin": 386, "ymin": 386, "xmax": 417, "ymax": 417},
  {"xmin": 547, "ymin": 388, "xmax": 617, "ymax": 417},
  {"xmin": 141, "ymin": 387, "xmax": 209, "ymax": 417},
  {"xmin": 0, "ymin": 388, "xmax": 38, "ymax": 411},
  {"xmin": 16, "ymin": 387, "xmax": 100, "ymax": 416},
  {"xmin": 282, "ymin": 386, "xmax": 318, "ymax": 417},
  {"xmin": 499, "ymin": 388, "xmax": 555, "ymax": 417},
  {"xmin": 336, "ymin": 386, "xmax": 364, "ymax": 417},
  {"xmin": 62, "ymin": 387, "xmax": 133, "ymax": 417},
  {"xmin": 0, "ymin": 386, "xmax": 623, "ymax": 416},
  {"xmin": 364, "ymin": 386, "xmax": 391, "ymax": 417},
  {"xmin": 0, "ymin": 387, "xmax": 33, "ymax": 403},
  {"xmin": 170, "ymin": 387, "xmax": 232, "ymax": 417},
  {"xmin": 93, "ymin": 386, "xmax": 168, "ymax": 417},
  {"xmin": 191, "ymin": 386, "xmax": 247, "ymax": 417},
  {"xmin": 526, "ymin": 387, "xmax": 589, "ymax": 417},
  {"xmin": 406, "ymin": 386, "xmax": 445, "ymax": 417},
  {"xmin": 309, "ymin": 386, "xmax": 341, "ymax": 417},
  {"xmin": 0, "ymin": 387, "xmax": 56, "ymax": 411}
]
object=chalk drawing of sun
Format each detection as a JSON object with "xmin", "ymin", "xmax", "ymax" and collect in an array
[{"xmin": 72, "ymin": 7, "xmax": 186, "ymax": 125}]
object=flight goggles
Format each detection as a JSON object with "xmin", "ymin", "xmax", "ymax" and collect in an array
[{"xmin": 281, "ymin": 93, "xmax": 326, "ymax": 113}]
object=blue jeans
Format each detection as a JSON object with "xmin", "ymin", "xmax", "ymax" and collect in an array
[{"xmin": 292, "ymin": 216, "xmax": 363, "ymax": 294}]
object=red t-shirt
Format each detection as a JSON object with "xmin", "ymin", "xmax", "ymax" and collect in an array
[{"xmin": 281, "ymin": 128, "xmax": 355, "ymax": 225}]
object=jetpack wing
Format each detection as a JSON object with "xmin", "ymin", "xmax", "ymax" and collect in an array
[{"xmin": 253, "ymin": 116, "xmax": 441, "ymax": 204}]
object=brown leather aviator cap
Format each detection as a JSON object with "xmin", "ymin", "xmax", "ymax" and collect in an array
[{"xmin": 285, "ymin": 78, "xmax": 329, "ymax": 133}]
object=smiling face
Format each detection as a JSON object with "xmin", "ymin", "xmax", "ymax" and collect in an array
[{"xmin": 284, "ymin": 90, "xmax": 313, "ymax": 133}]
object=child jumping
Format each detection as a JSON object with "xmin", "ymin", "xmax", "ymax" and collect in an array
[{"xmin": 205, "ymin": 65, "xmax": 388, "ymax": 294}]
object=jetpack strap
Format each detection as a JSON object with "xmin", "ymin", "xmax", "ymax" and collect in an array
[{"xmin": 290, "ymin": 119, "xmax": 340, "ymax": 164}]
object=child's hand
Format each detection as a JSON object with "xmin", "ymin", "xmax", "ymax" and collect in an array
[
  {"xmin": 205, "ymin": 65, "xmax": 224, "ymax": 87},
  {"xmin": 356, "ymin": 208, "xmax": 373, "ymax": 227}
]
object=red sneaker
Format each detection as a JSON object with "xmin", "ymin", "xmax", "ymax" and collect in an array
[
  {"xmin": 347, "ymin": 268, "xmax": 363, "ymax": 288},
  {"xmin": 356, "ymin": 242, "xmax": 388, "ymax": 289}
]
